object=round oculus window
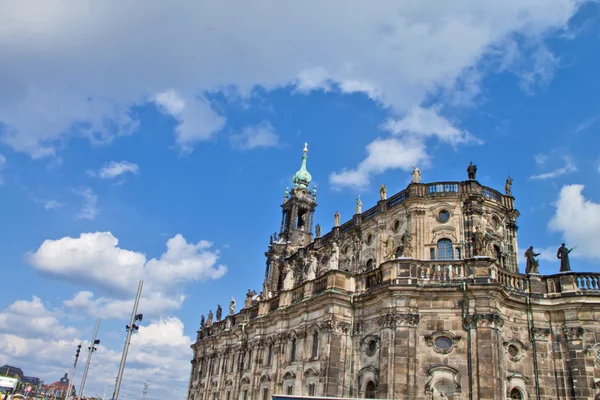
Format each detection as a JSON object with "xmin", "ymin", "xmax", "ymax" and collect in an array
[
  {"xmin": 508, "ymin": 344, "xmax": 519, "ymax": 358},
  {"xmin": 366, "ymin": 234, "xmax": 373, "ymax": 245},
  {"xmin": 437, "ymin": 210, "xmax": 450, "ymax": 222},
  {"xmin": 434, "ymin": 336, "xmax": 453, "ymax": 351},
  {"xmin": 393, "ymin": 220, "xmax": 400, "ymax": 232}
]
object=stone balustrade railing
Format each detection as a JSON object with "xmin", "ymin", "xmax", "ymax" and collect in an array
[{"xmin": 197, "ymin": 261, "xmax": 599, "ymax": 339}]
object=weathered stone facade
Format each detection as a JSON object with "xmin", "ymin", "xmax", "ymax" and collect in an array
[{"xmin": 188, "ymin": 148, "xmax": 600, "ymax": 400}]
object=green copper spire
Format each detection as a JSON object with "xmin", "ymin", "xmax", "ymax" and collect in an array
[{"xmin": 293, "ymin": 143, "xmax": 312, "ymax": 189}]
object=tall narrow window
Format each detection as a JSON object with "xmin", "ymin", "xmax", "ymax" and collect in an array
[
  {"xmin": 286, "ymin": 385, "xmax": 293, "ymax": 395},
  {"xmin": 247, "ymin": 350, "xmax": 252, "ymax": 370},
  {"xmin": 437, "ymin": 239, "xmax": 453, "ymax": 260},
  {"xmin": 226, "ymin": 392, "xmax": 230, "ymax": 400},
  {"xmin": 455, "ymin": 248, "xmax": 461, "ymax": 260},
  {"xmin": 290, "ymin": 338, "xmax": 297, "ymax": 362},
  {"xmin": 311, "ymin": 331, "xmax": 319, "ymax": 359},
  {"xmin": 230, "ymin": 355, "xmax": 235, "ymax": 373},
  {"xmin": 242, "ymin": 390, "xmax": 248, "ymax": 400},
  {"xmin": 308, "ymin": 383, "xmax": 315, "ymax": 396},
  {"xmin": 267, "ymin": 345, "xmax": 272, "ymax": 366},
  {"xmin": 430, "ymin": 248, "xmax": 435, "ymax": 260},
  {"xmin": 262, "ymin": 387, "xmax": 269, "ymax": 400}
]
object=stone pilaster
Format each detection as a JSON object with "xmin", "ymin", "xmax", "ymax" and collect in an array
[
  {"xmin": 464, "ymin": 313, "xmax": 504, "ymax": 399},
  {"xmin": 392, "ymin": 314, "xmax": 420, "ymax": 399}
]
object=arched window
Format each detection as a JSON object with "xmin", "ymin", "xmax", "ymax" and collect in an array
[
  {"xmin": 311, "ymin": 331, "xmax": 319, "ymax": 359},
  {"xmin": 290, "ymin": 338, "xmax": 297, "ymax": 362},
  {"xmin": 510, "ymin": 388, "xmax": 523, "ymax": 399},
  {"xmin": 437, "ymin": 239, "xmax": 453, "ymax": 260},
  {"xmin": 365, "ymin": 381, "xmax": 377, "ymax": 399},
  {"xmin": 366, "ymin": 259, "xmax": 374, "ymax": 271}
]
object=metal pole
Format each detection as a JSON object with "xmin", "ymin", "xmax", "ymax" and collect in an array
[
  {"xmin": 65, "ymin": 343, "xmax": 82, "ymax": 400},
  {"xmin": 113, "ymin": 280, "xmax": 144, "ymax": 400},
  {"xmin": 78, "ymin": 319, "xmax": 100, "ymax": 400}
]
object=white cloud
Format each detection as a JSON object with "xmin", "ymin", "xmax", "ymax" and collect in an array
[
  {"xmin": 331, "ymin": 107, "xmax": 480, "ymax": 189},
  {"xmin": 530, "ymin": 156, "xmax": 576, "ymax": 179},
  {"xmin": 41, "ymin": 199, "xmax": 64, "ymax": 210},
  {"xmin": 548, "ymin": 184, "xmax": 600, "ymax": 260},
  {"xmin": 64, "ymin": 291, "xmax": 185, "ymax": 320},
  {"xmin": 27, "ymin": 232, "xmax": 227, "ymax": 317},
  {"xmin": 0, "ymin": 296, "xmax": 78, "ymax": 339},
  {"xmin": 89, "ymin": 160, "xmax": 140, "ymax": 180},
  {"xmin": 575, "ymin": 116, "xmax": 597, "ymax": 133},
  {"xmin": 330, "ymin": 137, "xmax": 428, "ymax": 189},
  {"xmin": 381, "ymin": 106, "xmax": 480, "ymax": 146},
  {"xmin": 0, "ymin": 301, "xmax": 192, "ymax": 400},
  {"xmin": 0, "ymin": 1, "xmax": 584, "ymax": 157},
  {"xmin": 534, "ymin": 153, "xmax": 549, "ymax": 166},
  {"xmin": 72, "ymin": 187, "xmax": 98, "ymax": 220},
  {"xmin": 153, "ymin": 89, "xmax": 226, "ymax": 153},
  {"xmin": 0, "ymin": 153, "xmax": 5, "ymax": 185},
  {"xmin": 230, "ymin": 121, "xmax": 279, "ymax": 150}
]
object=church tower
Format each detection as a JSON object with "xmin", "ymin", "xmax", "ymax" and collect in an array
[
  {"xmin": 279, "ymin": 143, "xmax": 317, "ymax": 247},
  {"xmin": 263, "ymin": 144, "xmax": 317, "ymax": 297}
]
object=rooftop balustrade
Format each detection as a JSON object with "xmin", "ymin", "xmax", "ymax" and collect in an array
[{"xmin": 196, "ymin": 260, "xmax": 599, "ymax": 340}]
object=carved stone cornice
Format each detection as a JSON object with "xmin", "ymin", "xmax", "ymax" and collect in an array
[
  {"xmin": 463, "ymin": 313, "xmax": 504, "ymax": 330},
  {"xmin": 531, "ymin": 327, "xmax": 551, "ymax": 341},
  {"xmin": 377, "ymin": 312, "xmax": 420, "ymax": 329},
  {"xmin": 563, "ymin": 326, "xmax": 584, "ymax": 340},
  {"xmin": 377, "ymin": 312, "xmax": 396, "ymax": 329}
]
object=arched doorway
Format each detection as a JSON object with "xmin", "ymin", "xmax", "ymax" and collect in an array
[{"xmin": 365, "ymin": 381, "xmax": 376, "ymax": 399}]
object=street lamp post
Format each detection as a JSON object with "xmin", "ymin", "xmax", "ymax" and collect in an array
[
  {"xmin": 112, "ymin": 280, "xmax": 144, "ymax": 400},
  {"xmin": 65, "ymin": 343, "xmax": 82, "ymax": 400},
  {"xmin": 78, "ymin": 319, "xmax": 101, "ymax": 400}
]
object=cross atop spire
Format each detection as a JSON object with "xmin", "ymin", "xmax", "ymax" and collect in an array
[{"xmin": 304, "ymin": 142, "xmax": 308, "ymax": 153}]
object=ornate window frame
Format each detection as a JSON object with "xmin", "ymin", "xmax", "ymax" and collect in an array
[
  {"xmin": 360, "ymin": 334, "xmax": 380, "ymax": 357},
  {"xmin": 503, "ymin": 339, "xmax": 529, "ymax": 362},
  {"xmin": 425, "ymin": 330, "xmax": 461, "ymax": 354},
  {"xmin": 506, "ymin": 373, "xmax": 529, "ymax": 399},
  {"xmin": 424, "ymin": 365, "xmax": 462, "ymax": 396},
  {"xmin": 358, "ymin": 366, "xmax": 379, "ymax": 398},
  {"xmin": 303, "ymin": 368, "xmax": 320, "ymax": 396}
]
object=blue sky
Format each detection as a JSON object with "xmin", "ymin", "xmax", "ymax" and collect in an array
[{"xmin": 1, "ymin": 1, "xmax": 600, "ymax": 399}]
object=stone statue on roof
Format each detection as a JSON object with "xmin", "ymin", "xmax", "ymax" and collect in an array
[
  {"xmin": 315, "ymin": 223, "xmax": 322, "ymax": 238},
  {"xmin": 334, "ymin": 211, "xmax": 340, "ymax": 227},
  {"xmin": 411, "ymin": 166, "xmax": 421, "ymax": 183},
  {"xmin": 229, "ymin": 297, "xmax": 236, "ymax": 315},
  {"xmin": 525, "ymin": 246, "xmax": 540, "ymax": 275},
  {"xmin": 380, "ymin": 184, "xmax": 387, "ymax": 200},
  {"xmin": 505, "ymin": 176, "xmax": 513, "ymax": 196},
  {"xmin": 557, "ymin": 243, "xmax": 574, "ymax": 272},
  {"xmin": 467, "ymin": 161, "xmax": 477, "ymax": 180},
  {"xmin": 356, "ymin": 195, "xmax": 362, "ymax": 214}
]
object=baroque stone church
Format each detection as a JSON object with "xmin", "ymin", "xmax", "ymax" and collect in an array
[{"xmin": 187, "ymin": 145, "xmax": 600, "ymax": 400}]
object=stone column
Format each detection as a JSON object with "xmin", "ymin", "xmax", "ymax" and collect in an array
[
  {"xmin": 465, "ymin": 313, "xmax": 504, "ymax": 399},
  {"xmin": 376, "ymin": 313, "xmax": 395, "ymax": 397},
  {"xmin": 322, "ymin": 320, "xmax": 350, "ymax": 397},
  {"xmin": 392, "ymin": 314, "xmax": 420, "ymax": 399},
  {"xmin": 562, "ymin": 326, "xmax": 589, "ymax": 399}
]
